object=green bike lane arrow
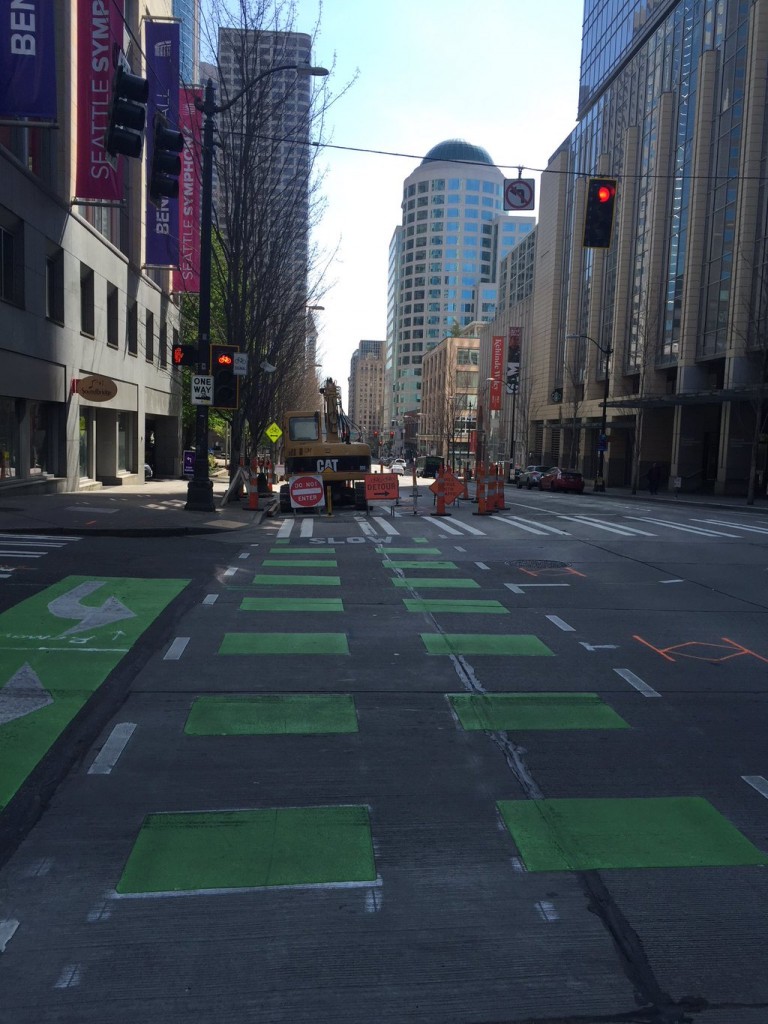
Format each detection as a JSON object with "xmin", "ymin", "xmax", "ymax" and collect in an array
[{"xmin": 0, "ymin": 575, "xmax": 188, "ymax": 812}]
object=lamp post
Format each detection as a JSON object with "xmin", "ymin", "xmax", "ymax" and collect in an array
[
  {"xmin": 185, "ymin": 63, "xmax": 329, "ymax": 512},
  {"xmin": 566, "ymin": 333, "xmax": 612, "ymax": 493}
]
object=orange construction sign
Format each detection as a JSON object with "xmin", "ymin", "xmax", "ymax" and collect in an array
[
  {"xmin": 429, "ymin": 470, "xmax": 464, "ymax": 504},
  {"xmin": 365, "ymin": 473, "xmax": 399, "ymax": 501}
]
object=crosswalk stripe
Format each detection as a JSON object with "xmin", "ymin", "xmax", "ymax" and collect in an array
[
  {"xmin": 693, "ymin": 518, "xmax": 768, "ymax": 535},
  {"xmin": 420, "ymin": 517, "xmax": 465, "ymax": 535},
  {"xmin": 444, "ymin": 518, "xmax": 486, "ymax": 536},
  {"xmin": 372, "ymin": 516, "xmax": 399, "ymax": 535},
  {"xmin": 0, "ymin": 534, "xmax": 81, "ymax": 543},
  {"xmin": 556, "ymin": 515, "xmax": 656, "ymax": 536},
  {"xmin": 626, "ymin": 517, "xmax": 738, "ymax": 537},
  {"xmin": 498, "ymin": 516, "xmax": 570, "ymax": 536}
]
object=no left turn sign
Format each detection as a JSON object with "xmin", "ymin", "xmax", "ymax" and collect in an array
[{"xmin": 503, "ymin": 178, "xmax": 535, "ymax": 211}]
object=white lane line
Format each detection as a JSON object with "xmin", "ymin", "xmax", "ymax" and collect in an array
[
  {"xmin": 506, "ymin": 583, "xmax": 570, "ymax": 594},
  {"xmin": 627, "ymin": 516, "xmax": 738, "ymax": 538},
  {"xmin": 693, "ymin": 518, "xmax": 768, "ymax": 535},
  {"xmin": 0, "ymin": 918, "xmax": 19, "ymax": 952},
  {"xmin": 660, "ymin": 578, "xmax": 684, "ymax": 584},
  {"xmin": 0, "ymin": 534, "xmax": 81, "ymax": 542},
  {"xmin": 202, "ymin": 594, "xmax": 218, "ymax": 605},
  {"xmin": 535, "ymin": 901, "xmax": 560, "ymax": 922},
  {"xmin": 546, "ymin": 615, "xmax": 575, "ymax": 632},
  {"xmin": 475, "ymin": 561, "xmax": 490, "ymax": 570},
  {"xmin": 299, "ymin": 518, "xmax": 314, "ymax": 537},
  {"xmin": 164, "ymin": 637, "xmax": 190, "ymax": 661},
  {"xmin": 558, "ymin": 515, "xmax": 656, "ymax": 536},
  {"xmin": 238, "ymin": 552, "xmax": 250, "ymax": 559},
  {"xmin": 742, "ymin": 775, "xmax": 768, "ymax": 800},
  {"xmin": 223, "ymin": 567, "xmax": 238, "ymax": 577},
  {"xmin": 455, "ymin": 546, "xmax": 467, "ymax": 552},
  {"xmin": 54, "ymin": 964, "xmax": 82, "ymax": 989},
  {"xmin": 0, "ymin": 551, "xmax": 45, "ymax": 558},
  {"xmin": 358, "ymin": 520, "xmax": 378, "ymax": 537},
  {"xmin": 276, "ymin": 519, "xmax": 293, "ymax": 538},
  {"xmin": 614, "ymin": 667, "xmax": 661, "ymax": 697},
  {"xmin": 88, "ymin": 723, "xmax": 136, "ymax": 775},
  {"xmin": 372, "ymin": 516, "xmax": 399, "ymax": 536}
]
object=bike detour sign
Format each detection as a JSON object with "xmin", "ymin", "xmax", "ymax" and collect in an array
[
  {"xmin": 429, "ymin": 469, "xmax": 465, "ymax": 504},
  {"xmin": 289, "ymin": 474, "xmax": 326, "ymax": 509},
  {"xmin": 364, "ymin": 473, "xmax": 399, "ymax": 504}
]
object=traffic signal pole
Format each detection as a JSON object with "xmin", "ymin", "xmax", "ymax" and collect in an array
[{"xmin": 185, "ymin": 78, "xmax": 216, "ymax": 512}]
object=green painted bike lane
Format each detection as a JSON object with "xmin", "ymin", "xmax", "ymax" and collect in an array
[{"xmin": 0, "ymin": 575, "xmax": 188, "ymax": 812}]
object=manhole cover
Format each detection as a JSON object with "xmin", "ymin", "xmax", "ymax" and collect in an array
[{"xmin": 506, "ymin": 559, "xmax": 570, "ymax": 569}]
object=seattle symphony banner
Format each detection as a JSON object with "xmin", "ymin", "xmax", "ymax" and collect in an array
[
  {"xmin": 172, "ymin": 86, "xmax": 201, "ymax": 293},
  {"xmin": 0, "ymin": 0, "xmax": 57, "ymax": 121},
  {"xmin": 144, "ymin": 20, "xmax": 180, "ymax": 267}
]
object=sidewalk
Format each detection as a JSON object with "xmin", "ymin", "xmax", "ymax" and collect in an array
[{"xmin": 0, "ymin": 474, "xmax": 273, "ymax": 537}]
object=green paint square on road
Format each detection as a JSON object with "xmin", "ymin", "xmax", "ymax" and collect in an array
[
  {"xmin": 497, "ymin": 797, "xmax": 768, "ymax": 872},
  {"xmin": 262, "ymin": 559, "xmax": 338, "ymax": 568},
  {"xmin": 422, "ymin": 634, "xmax": 554, "ymax": 656},
  {"xmin": 405, "ymin": 599, "xmax": 507, "ymax": 615},
  {"xmin": 392, "ymin": 577, "xmax": 479, "ymax": 589},
  {"xmin": 252, "ymin": 574, "xmax": 341, "ymax": 587},
  {"xmin": 185, "ymin": 695, "xmax": 358, "ymax": 735},
  {"xmin": 449, "ymin": 693, "xmax": 629, "ymax": 730},
  {"xmin": 116, "ymin": 805, "xmax": 376, "ymax": 893},
  {"xmin": 386, "ymin": 560, "xmax": 458, "ymax": 570},
  {"xmin": 240, "ymin": 597, "xmax": 343, "ymax": 612},
  {"xmin": 219, "ymin": 633, "xmax": 349, "ymax": 655}
]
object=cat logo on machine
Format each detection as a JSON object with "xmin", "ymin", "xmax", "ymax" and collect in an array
[{"xmin": 317, "ymin": 458, "xmax": 339, "ymax": 472}]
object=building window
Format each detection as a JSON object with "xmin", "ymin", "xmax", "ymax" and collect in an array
[
  {"xmin": 145, "ymin": 310, "xmax": 154, "ymax": 362},
  {"xmin": 106, "ymin": 284, "xmax": 118, "ymax": 348},
  {"xmin": 159, "ymin": 322, "xmax": 167, "ymax": 367},
  {"xmin": 0, "ymin": 218, "xmax": 24, "ymax": 307},
  {"xmin": 80, "ymin": 264, "xmax": 95, "ymax": 336},
  {"xmin": 45, "ymin": 249, "xmax": 64, "ymax": 324},
  {"xmin": 128, "ymin": 302, "xmax": 138, "ymax": 355}
]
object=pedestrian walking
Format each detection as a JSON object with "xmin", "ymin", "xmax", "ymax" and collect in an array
[{"xmin": 647, "ymin": 462, "xmax": 661, "ymax": 495}]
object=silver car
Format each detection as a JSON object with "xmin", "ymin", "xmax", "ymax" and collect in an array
[{"xmin": 517, "ymin": 464, "xmax": 550, "ymax": 489}]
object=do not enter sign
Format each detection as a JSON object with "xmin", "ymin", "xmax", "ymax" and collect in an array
[{"xmin": 289, "ymin": 474, "xmax": 325, "ymax": 509}]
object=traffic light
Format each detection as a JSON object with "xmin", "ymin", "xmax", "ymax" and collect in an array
[
  {"xmin": 211, "ymin": 344, "xmax": 239, "ymax": 409},
  {"xmin": 172, "ymin": 344, "xmax": 197, "ymax": 367},
  {"xmin": 105, "ymin": 63, "xmax": 149, "ymax": 159},
  {"xmin": 583, "ymin": 177, "xmax": 617, "ymax": 248},
  {"xmin": 389, "ymin": 431, "xmax": 394, "ymax": 439},
  {"xmin": 149, "ymin": 111, "xmax": 184, "ymax": 204}
]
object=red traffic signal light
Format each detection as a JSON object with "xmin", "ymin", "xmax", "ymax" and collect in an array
[
  {"xmin": 216, "ymin": 352, "xmax": 233, "ymax": 366},
  {"xmin": 389, "ymin": 431, "xmax": 394, "ymax": 439},
  {"xmin": 583, "ymin": 177, "xmax": 617, "ymax": 248},
  {"xmin": 172, "ymin": 344, "xmax": 196, "ymax": 366},
  {"xmin": 210, "ymin": 344, "xmax": 239, "ymax": 409}
]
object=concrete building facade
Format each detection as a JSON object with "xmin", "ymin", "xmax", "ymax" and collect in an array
[{"xmin": 348, "ymin": 340, "xmax": 385, "ymax": 448}]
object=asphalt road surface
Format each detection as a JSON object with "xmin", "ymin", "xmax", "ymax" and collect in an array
[{"xmin": 1, "ymin": 488, "xmax": 768, "ymax": 1024}]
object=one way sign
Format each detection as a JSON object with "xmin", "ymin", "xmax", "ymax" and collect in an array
[{"xmin": 191, "ymin": 375, "xmax": 213, "ymax": 405}]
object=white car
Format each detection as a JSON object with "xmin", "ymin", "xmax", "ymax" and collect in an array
[{"xmin": 390, "ymin": 459, "xmax": 406, "ymax": 475}]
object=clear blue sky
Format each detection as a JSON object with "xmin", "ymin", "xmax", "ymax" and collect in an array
[{"xmin": 213, "ymin": 1, "xmax": 587, "ymax": 397}]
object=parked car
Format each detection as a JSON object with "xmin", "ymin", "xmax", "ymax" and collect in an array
[
  {"xmin": 390, "ymin": 458, "xmax": 407, "ymax": 476},
  {"xmin": 517, "ymin": 465, "xmax": 550, "ymax": 489},
  {"xmin": 539, "ymin": 467, "xmax": 585, "ymax": 493}
]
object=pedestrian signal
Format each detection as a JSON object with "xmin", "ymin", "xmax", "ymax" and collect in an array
[
  {"xmin": 172, "ymin": 344, "xmax": 197, "ymax": 367},
  {"xmin": 583, "ymin": 177, "xmax": 617, "ymax": 248},
  {"xmin": 211, "ymin": 344, "xmax": 239, "ymax": 409}
]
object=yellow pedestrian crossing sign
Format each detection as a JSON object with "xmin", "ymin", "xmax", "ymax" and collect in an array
[{"xmin": 265, "ymin": 422, "xmax": 282, "ymax": 443}]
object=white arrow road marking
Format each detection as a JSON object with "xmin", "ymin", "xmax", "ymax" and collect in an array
[
  {"xmin": 48, "ymin": 581, "xmax": 136, "ymax": 636},
  {"xmin": 0, "ymin": 663, "xmax": 54, "ymax": 725}
]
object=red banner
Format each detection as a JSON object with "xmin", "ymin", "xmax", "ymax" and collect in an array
[
  {"xmin": 172, "ymin": 87, "xmax": 202, "ymax": 293},
  {"xmin": 490, "ymin": 335, "xmax": 504, "ymax": 411},
  {"xmin": 76, "ymin": 0, "xmax": 124, "ymax": 201}
]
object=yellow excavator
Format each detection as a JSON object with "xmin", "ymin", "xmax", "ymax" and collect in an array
[{"xmin": 279, "ymin": 378, "xmax": 372, "ymax": 512}]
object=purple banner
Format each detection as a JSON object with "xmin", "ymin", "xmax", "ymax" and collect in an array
[
  {"xmin": 144, "ymin": 20, "xmax": 179, "ymax": 267},
  {"xmin": 0, "ymin": 0, "xmax": 57, "ymax": 120}
]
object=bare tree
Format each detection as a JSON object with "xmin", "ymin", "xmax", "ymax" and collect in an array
[{"xmin": 200, "ymin": 0, "xmax": 352, "ymax": 470}]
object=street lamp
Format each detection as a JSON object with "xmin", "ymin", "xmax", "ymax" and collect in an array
[
  {"xmin": 566, "ymin": 333, "xmax": 612, "ymax": 493},
  {"xmin": 185, "ymin": 63, "xmax": 329, "ymax": 512}
]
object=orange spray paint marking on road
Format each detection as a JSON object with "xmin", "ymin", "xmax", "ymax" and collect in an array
[{"xmin": 633, "ymin": 635, "xmax": 768, "ymax": 665}]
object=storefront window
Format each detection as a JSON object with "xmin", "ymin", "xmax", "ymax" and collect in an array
[{"xmin": 0, "ymin": 396, "xmax": 18, "ymax": 479}]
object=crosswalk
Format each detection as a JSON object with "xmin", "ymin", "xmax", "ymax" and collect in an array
[
  {"xmin": 0, "ymin": 534, "xmax": 82, "ymax": 579},
  {"xmin": 269, "ymin": 509, "xmax": 768, "ymax": 542}
]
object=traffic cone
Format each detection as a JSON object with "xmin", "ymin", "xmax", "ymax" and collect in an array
[{"xmin": 430, "ymin": 466, "xmax": 451, "ymax": 517}]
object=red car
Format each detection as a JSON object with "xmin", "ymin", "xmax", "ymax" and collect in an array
[{"xmin": 540, "ymin": 467, "xmax": 585, "ymax": 493}]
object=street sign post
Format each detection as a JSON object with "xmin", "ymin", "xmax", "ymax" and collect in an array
[
  {"xmin": 191, "ymin": 375, "xmax": 213, "ymax": 405},
  {"xmin": 289, "ymin": 474, "xmax": 325, "ymax": 509}
]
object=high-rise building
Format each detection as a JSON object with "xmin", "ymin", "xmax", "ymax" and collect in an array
[
  {"xmin": 348, "ymin": 340, "xmax": 385, "ymax": 446},
  {"xmin": 522, "ymin": 0, "xmax": 768, "ymax": 495},
  {"xmin": 173, "ymin": 0, "xmax": 199, "ymax": 84},
  {"xmin": 387, "ymin": 140, "xmax": 534, "ymax": 431}
]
